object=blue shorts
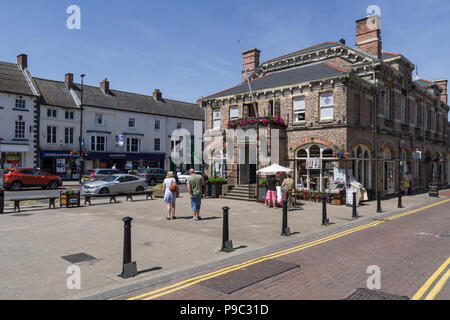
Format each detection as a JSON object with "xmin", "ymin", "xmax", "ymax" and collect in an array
[{"xmin": 190, "ymin": 194, "xmax": 202, "ymax": 211}]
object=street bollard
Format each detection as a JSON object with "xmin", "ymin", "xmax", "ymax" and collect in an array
[
  {"xmin": 397, "ymin": 191, "xmax": 403, "ymax": 209},
  {"xmin": 352, "ymin": 192, "xmax": 359, "ymax": 219},
  {"xmin": 0, "ymin": 187, "xmax": 4, "ymax": 215},
  {"xmin": 120, "ymin": 217, "xmax": 137, "ymax": 278},
  {"xmin": 322, "ymin": 196, "xmax": 330, "ymax": 226},
  {"xmin": 376, "ymin": 191, "xmax": 382, "ymax": 213},
  {"xmin": 281, "ymin": 200, "xmax": 291, "ymax": 237},
  {"xmin": 221, "ymin": 206, "xmax": 233, "ymax": 252}
]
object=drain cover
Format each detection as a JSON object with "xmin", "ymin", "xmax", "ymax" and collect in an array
[
  {"xmin": 199, "ymin": 259, "xmax": 300, "ymax": 294},
  {"xmin": 438, "ymin": 233, "xmax": 450, "ymax": 239},
  {"xmin": 345, "ymin": 288, "xmax": 409, "ymax": 300},
  {"xmin": 61, "ymin": 253, "xmax": 97, "ymax": 264}
]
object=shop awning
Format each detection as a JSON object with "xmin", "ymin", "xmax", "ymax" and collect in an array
[{"xmin": 257, "ymin": 163, "xmax": 294, "ymax": 175}]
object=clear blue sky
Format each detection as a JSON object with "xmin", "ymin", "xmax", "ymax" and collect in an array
[{"xmin": 1, "ymin": 0, "xmax": 449, "ymax": 111}]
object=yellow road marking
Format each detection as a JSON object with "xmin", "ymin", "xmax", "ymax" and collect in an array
[
  {"xmin": 130, "ymin": 198, "xmax": 450, "ymax": 300},
  {"xmin": 424, "ymin": 268, "xmax": 450, "ymax": 300},
  {"xmin": 411, "ymin": 257, "xmax": 450, "ymax": 300}
]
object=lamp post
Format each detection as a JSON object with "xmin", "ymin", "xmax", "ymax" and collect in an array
[
  {"xmin": 78, "ymin": 74, "xmax": 85, "ymax": 184},
  {"xmin": 398, "ymin": 138, "xmax": 404, "ymax": 208}
]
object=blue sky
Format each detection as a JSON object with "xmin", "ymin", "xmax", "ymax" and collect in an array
[{"xmin": 1, "ymin": 0, "xmax": 450, "ymax": 111}]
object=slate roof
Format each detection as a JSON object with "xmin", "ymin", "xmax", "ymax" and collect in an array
[
  {"xmin": 414, "ymin": 79, "xmax": 433, "ymax": 88},
  {"xmin": 206, "ymin": 62, "xmax": 347, "ymax": 99},
  {"xmin": 0, "ymin": 61, "xmax": 37, "ymax": 96},
  {"xmin": 382, "ymin": 51, "xmax": 400, "ymax": 60},
  {"xmin": 69, "ymin": 83, "xmax": 204, "ymax": 121},
  {"xmin": 263, "ymin": 42, "xmax": 340, "ymax": 64},
  {"xmin": 34, "ymin": 78, "xmax": 79, "ymax": 109}
]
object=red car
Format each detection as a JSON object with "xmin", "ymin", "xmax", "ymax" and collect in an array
[{"xmin": 3, "ymin": 168, "xmax": 62, "ymax": 191}]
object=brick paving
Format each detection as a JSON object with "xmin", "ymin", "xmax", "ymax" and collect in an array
[{"xmin": 122, "ymin": 200, "xmax": 450, "ymax": 300}]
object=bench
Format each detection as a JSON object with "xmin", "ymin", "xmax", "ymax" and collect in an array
[
  {"xmin": 83, "ymin": 193, "xmax": 117, "ymax": 206},
  {"xmin": 8, "ymin": 196, "xmax": 58, "ymax": 212},
  {"xmin": 124, "ymin": 190, "xmax": 154, "ymax": 201}
]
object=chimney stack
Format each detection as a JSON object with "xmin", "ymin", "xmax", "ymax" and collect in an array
[
  {"xmin": 241, "ymin": 48, "xmax": 260, "ymax": 82},
  {"xmin": 434, "ymin": 79, "xmax": 448, "ymax": 104},
  {"xmin": 153, "ymin": 89, "xmax": 162, "ymax": 101},
  {"xmin": 100, "ymin": 78, "xmax": 110, "ymax": 94},
  {"xmin": 65, "ymin": 73, "xmax": 74, "ymax": 89},
  {"xmin": 355, "ymin": 15, "xmax": 382, "ymax": 59},
  {"xmin": 17, "ymin": 54, "xmax": 28, "ymax": 69}
]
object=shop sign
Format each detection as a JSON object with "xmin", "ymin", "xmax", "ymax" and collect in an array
[
  {"xmin": 346, "ymin": 188, "xmax": 356, "ymax": 206},
  {"xmin": 306, "ymin": 158, "xmax": 322, "ymax": 169},
  {"xmin": 5, "ymin": 153, "xmax": 21, "ymax": 161},
  {"xmin": 56, "ymin": 159, "xmax": 66, "ymax": 173},
  {"xmin": 412, "ymin": 151, "xmax": 422, "ymax": 160}
]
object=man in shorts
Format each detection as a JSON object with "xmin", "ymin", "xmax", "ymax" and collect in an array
[{"xmin": 187, "ymin": 168, "xmax": 205, "ymax": 221}]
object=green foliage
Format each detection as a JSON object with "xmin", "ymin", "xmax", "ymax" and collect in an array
[{"xmin": 209, "ymin": 177, "xmax": 226, "ymax": 183}]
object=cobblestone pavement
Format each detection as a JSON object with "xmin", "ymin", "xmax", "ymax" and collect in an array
[{"xmin": 119, "ymin": 198, "xmax": 450, "ymax": 300}]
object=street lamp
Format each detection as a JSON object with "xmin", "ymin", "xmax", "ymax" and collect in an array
[
  {"xmin": 78, "ymin": 74, "xmax": 85, "ymax": 184},
  {"xmin": 398, "ymin": 138, "xmax": 405, "ymax": 208}
]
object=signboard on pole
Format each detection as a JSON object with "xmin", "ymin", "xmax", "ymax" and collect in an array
[
  {"xmin": 346, "ymin": 188, "xmax": 355, "ymax": 206},
  {"xmin": 412, "ymin": 151, "xmax": 422, "ymax": 160}
]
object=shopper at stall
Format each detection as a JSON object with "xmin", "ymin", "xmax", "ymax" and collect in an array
[{"xmin": 265, "ymin": 175, "xmax": 278, "ymax": 208}]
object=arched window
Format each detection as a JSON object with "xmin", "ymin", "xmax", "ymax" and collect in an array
[
  {"xmin": 322, "ymin": 148, "xmax": 333, "ymax": 158},
  {"xmin": 353, "ymin": 145, "xmax": 372, "ymax": 189},
  {"xmin": 297, "ymin": 149, "xmax": 307, "ymax": 158},
  {"xmin": 309, "ymin": 145, "xmax": 320, "ymax": 157}
]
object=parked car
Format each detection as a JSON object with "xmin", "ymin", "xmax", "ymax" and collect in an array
[
  {"xmin": 81, "ymin": 174, "xmax": 147, "ymax": 195},
  {"xmin": 177, "ymin": 171, "xmax": 204, "ymax": 184},
  {"xmin": 3, "ymin": 168, "xmax": 62, "ymax": 191},
  {"xmin": 139, "ymin": 168, "xmax": 167, "ymax": 186},
  {"xmin": 82, "ymin": 168, "xmax": 122, "ymax": 184}
]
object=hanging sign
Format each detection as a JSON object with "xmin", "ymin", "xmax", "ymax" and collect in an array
[
  {"xmin": 116, "ymin": 135, "xmax": 124, "ymax": 147},
  {"xmin": 306, "ymin": 158, "xmax": 322, "ymax": 169}
]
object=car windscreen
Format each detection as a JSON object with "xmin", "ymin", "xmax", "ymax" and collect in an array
[{"xmin": 102, "ymin": 175, "xmax": 119, "ymax": 182}]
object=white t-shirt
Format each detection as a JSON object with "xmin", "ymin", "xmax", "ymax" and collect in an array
[{"xmin": 163, "ymin": 178, "xmax": 176, "ymax": 193}]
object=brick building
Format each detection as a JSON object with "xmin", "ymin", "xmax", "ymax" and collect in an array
[{"xmin": 200, "ymin": 15, "xmax": 449, "ymax": 196}]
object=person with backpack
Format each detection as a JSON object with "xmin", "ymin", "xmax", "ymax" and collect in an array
[{"xmin": 163, "ymin": 171, "xmax": 178, "ymax": 220}]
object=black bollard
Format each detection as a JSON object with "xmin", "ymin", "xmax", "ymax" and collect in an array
[
  {"xmin": 376, "ymin": 191, "xmax": 382, "ymax": 213},
  {"xmin": 397, "ymin": 191, "xmax": 403, "ymax": 208},
  {"xmin": 352, "ymin": 192, "xmax": 359, "ymax": 219},
  {"xmin": 322, "ymin": 196, "xmax": 330, "ymax": 226},
  {"xmin": 120, "ymin": 217, "xmax": 137, "ymax": 278},
  {"xmin": 281, "ymin": 200, "xmax": 291, "ymax": 236},
  {"xmin": 221, "ymin": 206, "xmax": 233, "ymax": 252},
  {"xmin": 0, "ymin": 187, "xmax": 4, "ymax": 215}
]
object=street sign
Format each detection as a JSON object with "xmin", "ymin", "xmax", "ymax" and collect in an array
[{"xmin": 412, "ymin": 151, "xmax": 422, "ymax": 160}]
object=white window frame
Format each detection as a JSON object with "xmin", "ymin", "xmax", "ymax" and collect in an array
[
  {"xmin": 126, "ymin": 137, "xmax": 141, "ymax": 153},
  {"xmin": 229, "ymin": 106, "xmax": 239, "ymax": 120},
  {"xmin": 155, "ymin": 119, "xmax": 160, "ymax": 130},
  {"xmin": 65, "ymin": 127, "xmax": 74, "ymax": 145},
  {"xmin": 319, "ymin": 92, "xmax": 334, "ymax": 120},
  {"xmin": 47, "ymin": 126, "xmax": 56, "ymax": 144},
  {"xmin": 128, "ymin": 117, "xmax": 136, "ymax": 128},
  {"xmin": 90, "ymin": 135, "xmax": 107, "ymax": 151},
  {"xmin": 213, "ymin": 109, "xmax": 221, "ymax": 129},
  {"xmin": 15, "ymin": 121, "xmax": 26, "ymax": 139},
  {"xmin": 293, "ymin": 97, "xmax": 306, "ymax": 123},
  {"xmin": 154, "ymin": 138, "xmax": 161, "ymax": 151},
  {"xmin": 47, "ymin": 108, "xmax": 57, "ymax": 119},
  {"xmin": 15, "ymin": 97, "xmax": 26, "ymax": 109},
  {"xmin": 95, "ymin": 113, "xmax": 104, "ymax": 126},
  {"xmin": 65, "ymin": 111, "xmax": 74, "ymax": 120}
]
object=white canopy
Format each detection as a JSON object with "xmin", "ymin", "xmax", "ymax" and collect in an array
[{"xmin": 256, "ymin": 163, "xmax": 294, "ymax": 175}]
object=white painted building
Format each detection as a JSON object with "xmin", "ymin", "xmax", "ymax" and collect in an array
[{"xmin": 0, "ymin": 55, "xmax": 39, "ymax": 169}]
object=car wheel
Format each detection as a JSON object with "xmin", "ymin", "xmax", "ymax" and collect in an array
[
  {"xmin": 136, "ymin": 186, "xmax": 145, "ymax": 192},
  {"xmin": 99, "ymin": 187, "xmax": 110, "ymax": 194},
  {"xmin": 48, "ymin": 181, "xmax": 58, "ymax": 190},
  {"xmin": 11, "ymin": 181, "xmax": 22, "ymax": 191},
  {"xmin": 150, "ymin": 179, "xmax": 156, "ymax": 186}
]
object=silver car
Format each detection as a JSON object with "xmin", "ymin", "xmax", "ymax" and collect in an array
[{"xmin": 81, "ymin": 174, "xmax": 147, "ymax": 195}]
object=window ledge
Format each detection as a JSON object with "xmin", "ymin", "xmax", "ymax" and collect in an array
[
  {"xmin": 13, "ymin": 108, "xmax": 29, "ymax": 112},
  {"xmin": 318, "ymin": 119, "xmax": 334, "ymax": 124},
  {"xmin": 291, "ymin": 121, "xmax": 306, "ymax": 126}
]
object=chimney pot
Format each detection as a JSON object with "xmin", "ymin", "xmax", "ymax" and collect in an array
[
  {"xmin": 100, "ymin": 78, "xmax": 110, "ymax": 94},
  {"xmin": 153, "ymin": 89, "xmax": 162, "ymax": 101},
  {"xmin": 17, "ymin": 54, "xmax": 28, "ymax": 69},
  {"xmin": 339, "ymin": 38, "xmax": 346, "ymax": 45},
  {"xmin": 65, "ymin": 73, "xmax": 74, "ymax": 89},
  {"xmin": 241, "ymin": 48, "xmax": 261, "ymax": 82}
]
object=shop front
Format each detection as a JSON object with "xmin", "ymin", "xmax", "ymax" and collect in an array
[
  {"xmin": 40, "ymin": 151, "xmax": 80, "ymax": 180},
  {"xmin": 85, "ymin": 152, "xmax": 165, "ymax": 173},
  {"xmin": 0, "ymin": 143, "xmax": 30, "ymax": 168}
]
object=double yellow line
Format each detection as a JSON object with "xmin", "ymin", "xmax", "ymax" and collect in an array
[
  {"xmin": 128, "ymin": 198, "xmax": 450, "ymax": 300},
  {"xmin": 411, "ymin": 257, "xmax": 450, "ymax": 300}
]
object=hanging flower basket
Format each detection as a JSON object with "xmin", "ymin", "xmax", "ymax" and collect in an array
[
  {"xmin": 334, "ymin": 146, "xmax": 350, "ymax": 159},
  {"xmin": 227, "ymin": 116, "xmax": 287, "ymax": 129}
]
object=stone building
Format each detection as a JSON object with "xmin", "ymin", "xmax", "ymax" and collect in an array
[{"xmin": 200, "ymin": 15, "xmax": 449, "ymax": 196}]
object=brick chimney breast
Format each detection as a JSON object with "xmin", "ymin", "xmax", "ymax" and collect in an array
[
  {"xmin": 242, "ymin": 48, "xmax": 261, "ymax": 82},
  {"xmin": 355, "ymin": 15, "xmax": 382, "ymax": 59},
  {"xmin": 153, "ymin": 89, "xmax": 162, "ymax": 101},
  {"xmin": 65, "ymin": 73, "xmax": 74, "ymax": 90},
  {"xmin": 17, "ymin": 54, "xmax": 28, "ymax": 69},
  {"xmin": 434, "ymin": 79, "xmax": 448, "ymax": 104},
  {"xmin": 100, "ymin": 78, "xmax": 110, "ymax": 94}
]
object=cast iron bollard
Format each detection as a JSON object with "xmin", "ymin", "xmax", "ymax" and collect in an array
[
  {"xmin": 221, "ymin": 206, "xmax": 233, "ymax": 252},
  {"xmin": 376, "ymin": 191, "xmax": 382, "ymax": 213},
  {"xmin": 322, "ymin": 196, "xmax": 330, "ymax": 226},
  {"xmin": 120, "ymin": 217, "xmax": 137, "ymax": 278},
  {"xmin": 397, "ymin": 191, "xmax": 403, "ymax": 208},
  {"xmin": 281, "ymin": 200, "xmax": 291, "ymax": 236},
  {"xmin": 352, "ymin": 192, "xmax": 359, "ymax": 219},
  {"xmin": 0, "ymin": 187, "xmax": 4, "ymax": 215}
]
